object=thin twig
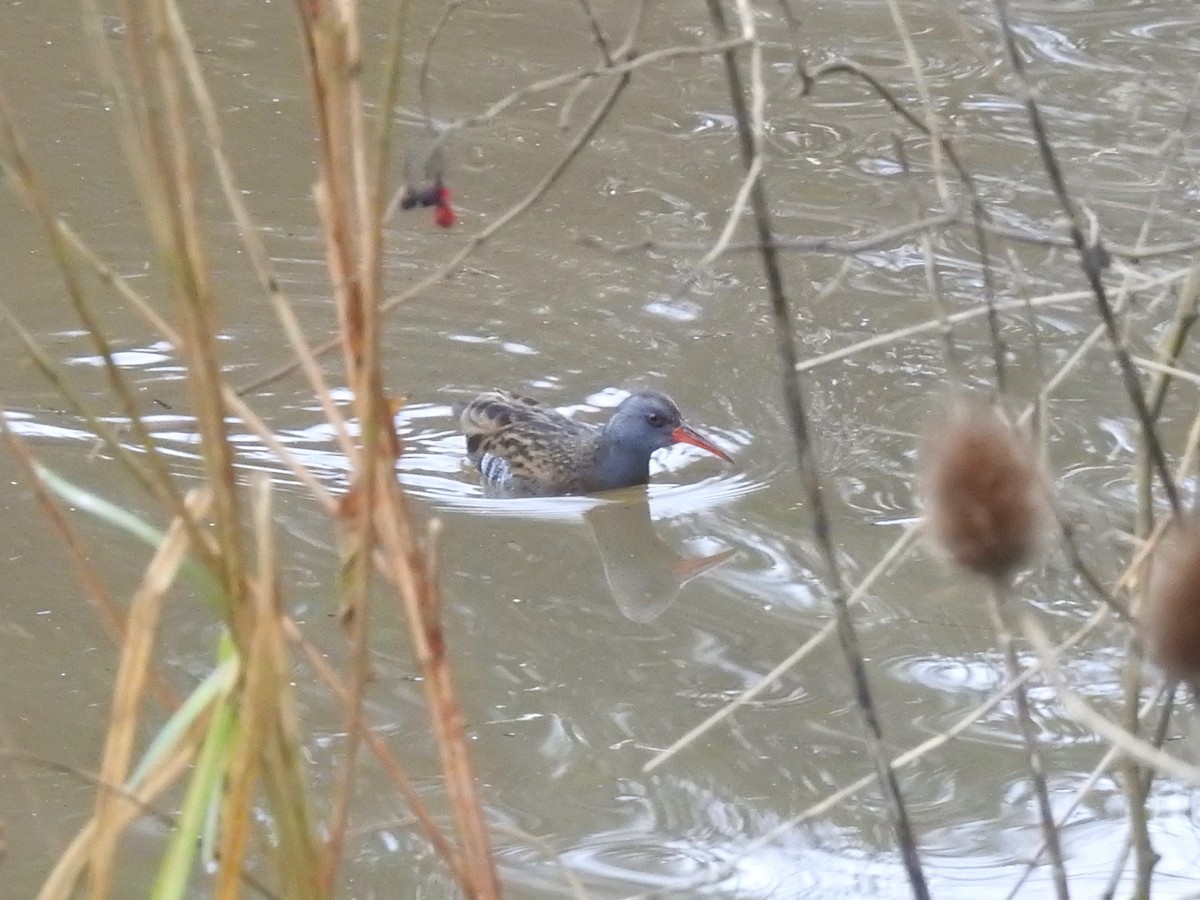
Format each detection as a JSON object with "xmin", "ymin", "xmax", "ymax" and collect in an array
[
  {"xmin": 992, "ymin": 0, "xmax": 1180, "ymax": 516},
  {"xmin": 986, "ymin": 584, "xmax": 1070, "ymax": 899},
  {"xmin": 705, "ymin": 0, "xmax": 929, "ymax": 894},
  {"xmin": 240, "ymin": 21, "xmax": 641, "ymax": 398}
]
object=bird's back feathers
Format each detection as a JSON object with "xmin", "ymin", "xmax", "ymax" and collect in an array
[{"xmin": 460, "ymin": 390, "xmax": 602, "ymax": 495}]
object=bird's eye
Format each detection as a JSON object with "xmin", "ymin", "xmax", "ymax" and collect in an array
[{"xmin": 647, "ymin": 412, "xmax": 665, "ymax": 427}]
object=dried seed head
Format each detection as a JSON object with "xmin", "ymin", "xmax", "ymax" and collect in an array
[
  {"xmin": 1143, "ymin": 520, "xmax": 1200, "ymax": 682},
  {"xmin": 919, "ymin": 402, "xmax": 1048, "ymax": 581}
]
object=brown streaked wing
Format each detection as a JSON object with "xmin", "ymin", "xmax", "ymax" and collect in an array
[{"xmin": 461, "ymin": 390, "xmax": 601, "ymax": 492}]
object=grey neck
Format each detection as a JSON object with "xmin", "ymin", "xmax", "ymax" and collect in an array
[{"xmin": 591, "ymin": 441, "xmax": 653, "ymax": 491}]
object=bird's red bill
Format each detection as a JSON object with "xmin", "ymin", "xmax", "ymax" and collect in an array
[{"xmin": 672, "ymin": 425, "xmax": 733, "ymax": 463}]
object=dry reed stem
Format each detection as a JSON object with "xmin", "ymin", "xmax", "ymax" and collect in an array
[
  {"xmin": 603, "ymin": 213, "xmax": 1200, "ymax": 264},
  {"xmin": 323, "ymin": 484, "xmax": 375, "ymax": 892},
  {"xmin": 413, "ymin": 518, "xmax": 500, "ymax": 897},
  {"xmin": 992, "ymin": 0, "xmax": 1181, "ymax": 517},
  {"xmin": 1117, "ymin": 684, "xmax": 1179, "ymax": 897},
  {"xmin": 87, "ymin": 489, "xmax": 211, "ymax": 899},
  {"xmin": 294, "ymin": 4, "xmax": 391, "ymax": 890},
  {"xmin": 489, "ymin": 821, "xmax": 591, "ymax": 900},
  {"xmin": 368, "ymin": 0, "xmax": 412, "ymax": 276},
  {"xmin": 594, "ymin": 209, "xmax": 961, "ymax": 256},
  {"xmin": 859, "ymin": 5, "xmax": 1006, "ymax": 392},
  {"xmin": 161, "ymin": 0, "xmax": 356, "ymax": 464},
  {"xmin": 324, "ymin": 499, "xmax": 375, "ymax": 892},
  {"xmin": 882, "ymin": 0, "xmax": 948, "ymax": 204},
  {"xmin": 1122, "ymin": 255, "xmax": 1200, "ymax": 896},
  {"xmin": 1133, "ymin": 261, "xmax": 1200, "ymax": 534},
  {"xmin": 295, "ymin": 2, "xmax": 501, "ymax": 894},
  {"xmin": 119, "ymin": 1, "xmax": 248, "ymax": 608},
  {"xmin": 1060, "ymin": 258, "xmax": 1200, "ymax": 890},
  {"xmin": 92, "ymin": 0, "xmax": 248, "ymax": 632},
  {"xmin": 375, "ymin": 492, "xmax": 501, "ymax": 898},
  {"xmin": 1002, "ymin": 682, "xmax": 1171, "ymax": 899},
  {"xmin": 1116, "ymin": 105, "xmax": 1200, "ymax": 882},
  {"xmin": 1122, "ymin": 84, "xmax": 1200, "ymax": 534},
  {"xmin": 639, "ymin": 599, "xmax": 1121, "ymax": 899},
  {"xmin": 895, "ymin": 139, "xmax": 964, "ymax": 387},
  {"xmin": 217, "ymin": 476, "xmax": 321, "ymax": 899},
  {"xmin": 243, "ymin": 476, "xmax": 321, "ymax": 899},
  {"xmin": 795, "ymin": 267, "xmax": 1188, "ymax": 374}
]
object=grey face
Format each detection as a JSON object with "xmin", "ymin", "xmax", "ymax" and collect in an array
[{"xmin": 606, "ymin": 391, "xmax": 684, "ymax": 453}]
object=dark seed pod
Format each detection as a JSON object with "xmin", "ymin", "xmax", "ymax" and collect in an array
[
  {"xmin": 919, "ymin": 402, "xmax": 1048, "ymax": 581},
  {"xmin": 1143, "ymin": 519, "xmax": 1200, "ymax": 682}
]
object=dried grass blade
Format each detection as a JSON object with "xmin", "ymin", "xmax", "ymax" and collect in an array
[
  {"xmin": 0, "ymin": 82, "xmax": 181, "ymax": 508},
  {"xmin": 108, "ymin": 0, "xmax": 246, "ymax": 601},
  {"xmin": 87, "ymin": 488, "xmax": 213, "ymax": 900},
  {"xmin": 282, "ymin": 615, "xmax": 466, "ymax": 882},
  {"xmin": 0, "ymin": 302, "xmax": 171, "ymax": 514},
  {"xmin": 378, "ymin": 509, "xmax": 501, "ymax": 898},
  {"xmin": 218, "ymin": 476, "xmax": 321, "ymax": 898},
  {"xmin": 38, "ymin": 725, "xmax": 199, "ymax": 900}
]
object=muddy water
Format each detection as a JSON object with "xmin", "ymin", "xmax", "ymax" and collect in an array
[{"xmin": 3, "ymin": 0, "xmax": 1200, "ymax": 897}]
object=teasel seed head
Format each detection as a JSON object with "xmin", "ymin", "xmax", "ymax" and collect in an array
[
  {"xmin": 1143, "ymin": 518, "xmax": 1200, "ymax": 683},
  {"xmin": 919, "ymin": 401, "xmax": 1049, "ymax": 582}
]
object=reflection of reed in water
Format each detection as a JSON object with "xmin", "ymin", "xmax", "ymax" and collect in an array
[{"xmin": 584, "ymin": 491, "xmax": 735, "ymax": 623}]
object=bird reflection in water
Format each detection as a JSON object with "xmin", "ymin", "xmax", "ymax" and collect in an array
[{"xmin": 584, "ymin": 491, "xmax": 736, "ymax": 622}]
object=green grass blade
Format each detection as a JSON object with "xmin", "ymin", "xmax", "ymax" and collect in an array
[
  {"xmin": 128, "ymin": 655, "xmax": 238, "ymax": 790},
  {"xmin": 33, "ymin": 462, "xmax": 220, "ymax": 599},
  {"xmin": 151, "ymin": 662, "xmax": 240, "ymax": 900}
]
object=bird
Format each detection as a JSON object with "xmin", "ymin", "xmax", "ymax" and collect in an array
[{"xmin": 460, "ymin": 389, "xmax": 733, "ymax": 496}]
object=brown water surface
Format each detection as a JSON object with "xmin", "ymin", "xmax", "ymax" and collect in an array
[{"xmin": 3, "ymin": 0, "xmax": 1200, "ymax": 897}]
